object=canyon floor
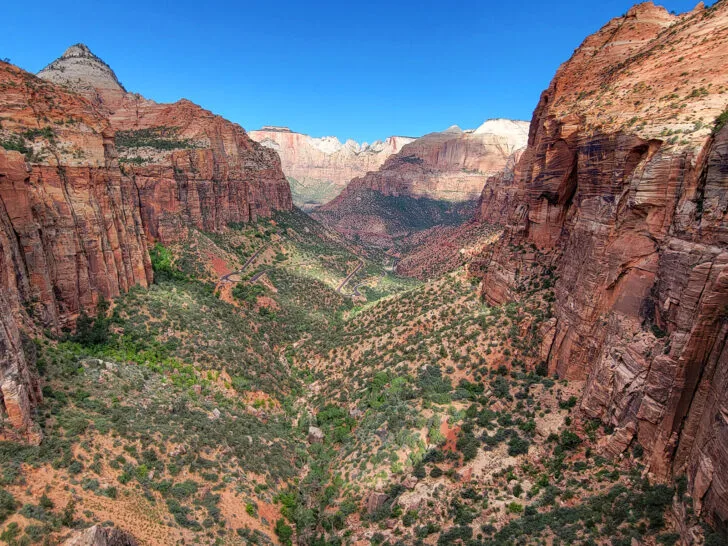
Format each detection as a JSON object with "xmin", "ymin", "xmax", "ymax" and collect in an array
[{"xmin": 0, "ymin": 209, "xmax": 723, "ymax": 546}]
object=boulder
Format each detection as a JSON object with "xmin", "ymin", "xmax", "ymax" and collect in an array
[
  {"xmin": 308, "ymin": 426, "xmax": 324, "ymax": 444},
  {"xmin": 366, "ymin": 492, "xmax": 389, "ymax": 514}
]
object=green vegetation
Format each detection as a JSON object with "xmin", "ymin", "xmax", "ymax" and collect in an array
[
  {"xmin": 312, "ymin": 189, "xmax": 477, "ymax": 250},
  {"xmin": 713, "ymin": 107, "xmax": 728, "ymax": 135},
  {"xmin": 0, "ymin": 488, "xmax": 17, "ymax": 523},
  {"xmin": 0, "ymin": 127, "xmax": 56, "ymax": 161},
  {"xmin": 0, "ymin": 134, "xmax": 29, "ymax": 154},
  {"xmin": 115, "ymin": 126, "xmax": 197, "ymax": 151}
]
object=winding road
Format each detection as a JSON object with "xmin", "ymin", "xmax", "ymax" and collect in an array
[
  {"xmin": 219, "ymin": 244, "xmax": 269, "ymax": 284},
  {"xmin": 336, "ymin": 259, "xmax": 365, "ymax": 294},
  {"xmin": 218, "ymin": 247, "xmax": 386, "ymax": 301}
]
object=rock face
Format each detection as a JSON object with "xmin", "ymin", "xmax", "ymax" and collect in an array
[
  {"xmin": 249, "ymin": 126, "xmax": 414, "ymax": 210},
  {"xmin": 313, "ymin": 120, "xmax": 528, "ymax": 247},
  {"xmin": 0, "ymin": 298, "xmax": 41, "ymax": 443},
  {"xmin": 308, "ymin": 425, "xmax": 325, "ymax": 444},
  {"xmin": 106, "ymin": 99, "xmax": 293, "ymax": 242},
  {"xmin": 0, "ymin": 60, "xmax": 153, "ymax": 436},
  {"xmin": 63, "ymin": 525, "xmax": 138, "ymax": 546},
  {"xmin": 37, "ymin": 44, "xmax": 127, "ymax": 109},
  {"xmin": 472, "ymin": 1, "xmax": 728, "ymax": 525},
  {"xmin": 38, "ymin": 47, "xmax": 293, "ymax": 244},
  {"xmin": 0, "ymin": 45, "xmax": 292, "ymax": 438}
]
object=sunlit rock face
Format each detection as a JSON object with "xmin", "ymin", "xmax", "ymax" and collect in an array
[
  {"xmin": 472, "ymin": 1, "xmax": 728, "ymax": 525},
  {"xmin": 37, "ymin": 45, "xmax": 293, "ymax": 244},
  {"xmin": 249, "ymin": 126, "xmax": 415, "ymax": 210}
]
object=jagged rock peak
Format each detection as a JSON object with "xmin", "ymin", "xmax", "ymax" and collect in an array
[
  {"xmin": 38, "ymin": 42, "xmax": 125, "ymax": 92},
  {"xmin": 443, "ymin": 125, "xmax": 464, "ymax": 134}
]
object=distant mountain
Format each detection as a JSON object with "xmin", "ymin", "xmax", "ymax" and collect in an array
[
  {"xmin": 249, "ymin": 126, "xmax": 414, "ymax": 210},
  {"xmin": 312, "ymin": 119, "xmax": 528, "ymax": 248}
]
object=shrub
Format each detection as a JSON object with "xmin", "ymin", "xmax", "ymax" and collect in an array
[
  {"xmin": 115, "ymin": 126, "xmax": 197, "ymax": 151},
  {"xmin": 170, "ymin": 480, "xmax": 199, "ymax": 499},
  {"xmin": 508, "ymin": 436, "xmax": 530, "ymax": 456},
  {"xmin": 275, "ymin": 518, "xmax": 294, "ymax": 545},
  {"xmin": 19, "ymin": 503, "xmax": 49, "ymax": 521},
  {"xmin": 437, "ymin": 525, "xmax": 472, "ymax": 545},
  {"xmin": 456, "ymin": 429, "xmax": 479, "ymax": 461},
  {"xmin": 0, "ymin": 522, "xmax": 21, "ymax": 542},
  {"xmin": 507, "ymin": 502, "xmax": 524, "ymax": 514},
  {"xmin": 713, "ymin": 107, "xmax": 728, "ymax": 135},
  {"xmin": 0, "ymin": 488, "xmax": 17, "ymax": 522},
  {"xmin": 232, "ymin": 283, "xmax": 266, "ymax": 303},
  {"xmin": 558, "ymin": 430, "xmax": 582, "ymax": 451},
  {"xmin": 402, "ymin": 510, "xmax": 418, "ymax": 527},
  {"xmin": 0, "ymin": 135, "xmax": 30, "ymax": 155},
  {"xmin": 149, "ymin": 243, "xmax": 186, "ymax": 282},
  {"xmin": 72, "ymin": 299, "xmax": 111, "ymax": 346},
  {"xmin": 166, "ymin": 499, "xmax": 200, "ymax": 530},
  {"xmin": 492, "ymin": 376, "xmax": 511, "ymax": 399}
]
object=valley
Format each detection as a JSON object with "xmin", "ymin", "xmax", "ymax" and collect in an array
[{"xmin": 1, "ymin": 1, "xmax": 728, "ymax": 545}]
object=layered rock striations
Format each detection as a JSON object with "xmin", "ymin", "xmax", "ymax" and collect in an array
[
  {"xmin": 37, "ymin": 43, "xmax": 127, "ymax": 109},
  {"xmin": 472, "ymin": 1, "xmax": 728, "ymax": 524},
  {"xmin": 313, "ymin": 120, "xmax": 528, "ymax": 247},
  {"xmin": 38, "ymin": 45, "xmax": 293, "ymax": 243},
  {"xmin": 106, "ymin": 98, "xmax": 292, "ymax": 242},
  {"xmin": 0, "ymin": 60, "xmax": 153, "ymax": 437},
  {"xmin": 0, "ymin": 45, "xmax": 292, "ymax": 438},
  {"xmin": 249, "ymin": 126, "xmax": 414, "ymax": 210}
]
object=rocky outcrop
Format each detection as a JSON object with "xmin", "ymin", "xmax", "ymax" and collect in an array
[
  {"xmin": 0, "ymin": 295, "xmax": 41, "ymax": 443},
  {"xmin": 107, "ymin": 98, "xmax": 293, "ymax": 242},
  {"xmin": 313, "ymin": 120, "xmax": 528, "ymax": 247},
  {"xmin": 63, "ymin": 525, "xmax": 138, "ymax": 546},
  {"xmin": 472, "ymin": 1, "xmax": 728, "ymax": 525},
  {"xmin": 0, "ymin": 61, "xmax": 153, "ymax": 331},
  {"xmin": 250, "ymin": 126, "xmax": 413, "ymax": 210},
  {"xmin": 0, "ymin": 60, "xmax": 152, "ymax": 437},
  {"xmin": 37, "ymin": 44, "xmax": 127, "ymax": 110}
]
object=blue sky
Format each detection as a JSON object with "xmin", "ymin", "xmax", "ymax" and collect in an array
[{"xmin": 0, "ymin": 0, "xmax": 711, "ymax": 142}]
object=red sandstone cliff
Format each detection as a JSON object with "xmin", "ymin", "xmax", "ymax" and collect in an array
[
  {"xmin": 0, "ymin": 60, "xmax": 153, "ymax": 439},
  {"xmin": 107, "ymin": 97, "xmax": 293, "ymax": 242},
  {"xmin": 472, "ymin": 1, "xmax": 728, "ymax": 524},
  {"xmin": 0, "ymin": 46, "xmax": 292, "ymax": 438},
  {"xmin": 38, "ymin": 45, "xmax": 293, "ymax": 243},
  {"xmin": 249, "ymin": 126, "xmax": 414, "ymax": 210}
]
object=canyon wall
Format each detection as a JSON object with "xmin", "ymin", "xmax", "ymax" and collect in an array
[
  {"xmin": 313, "ymin": 120, "xmax": 528, "ymax": 247},
  {"xmin": 0, "ymin": 46, "xmax": 292, "ymax": 438},
  {"xmin": 473, "ymin": 1, "xmax": 728, "ymax": 524},
  {"xmin": 250, "ymin": 126, "xmax": 413, "ymax": 210},
  {"xmin": 38, "ymin": 45, "xmax": 293, "ymax": 243},
  {"xmin": 108, "ymin": 98, "xmax": 293, "ymax": 243}
]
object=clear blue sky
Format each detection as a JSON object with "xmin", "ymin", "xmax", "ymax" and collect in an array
[{"xmin": 0, "ymin": 0, "xmax": 711, "ymax": 142}]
